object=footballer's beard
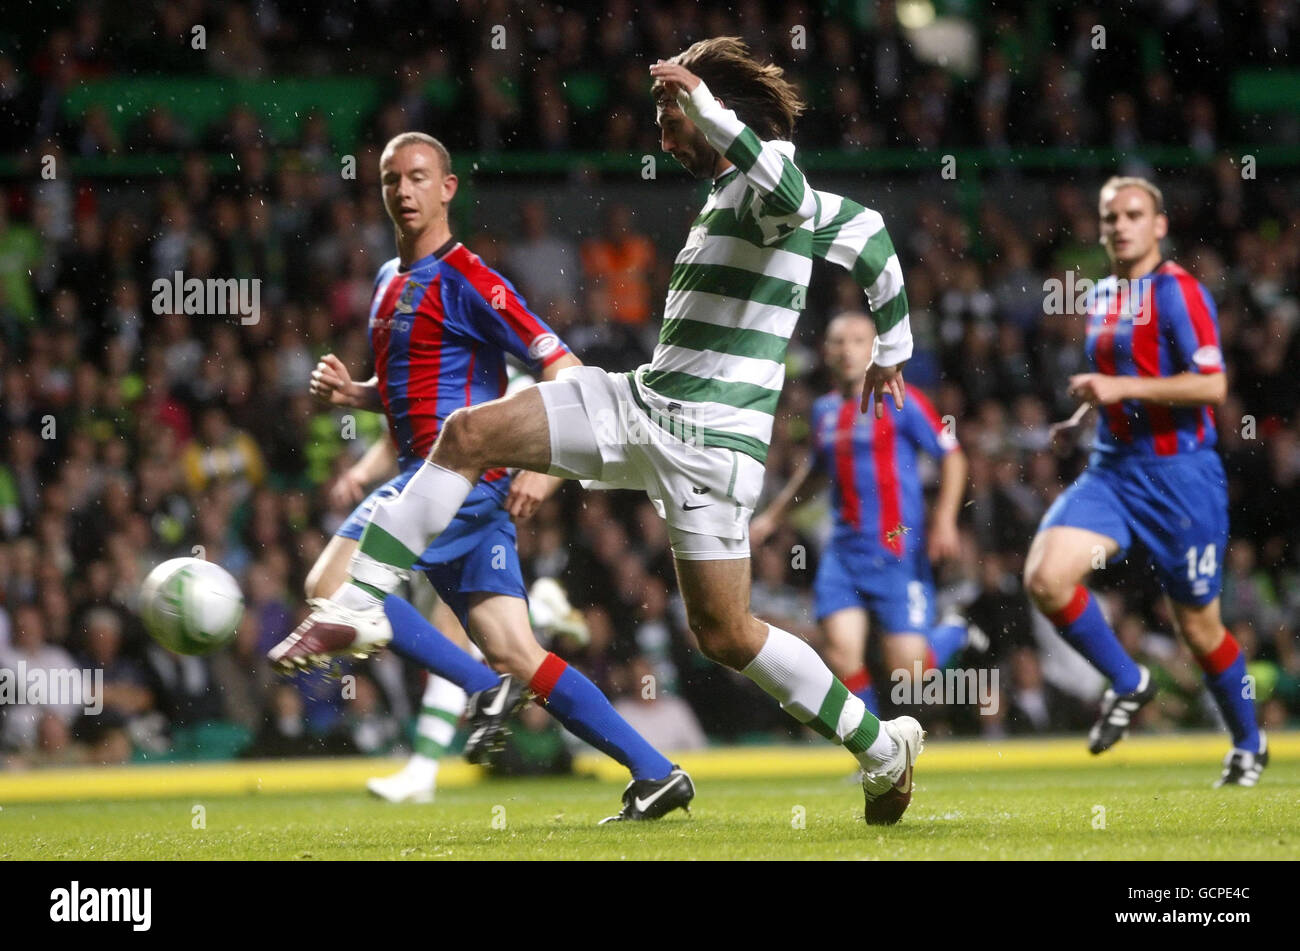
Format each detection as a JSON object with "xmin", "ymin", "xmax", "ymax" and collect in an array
[
  {"xmin": 674, "ymin": 150, "xmax": 710, "ymax": 179},
  {"xmin": 675, "ymin": 140, "xmax": 720, "ymax": 180}
]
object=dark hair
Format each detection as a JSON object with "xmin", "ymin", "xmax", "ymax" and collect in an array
[{"xmin": 654, "ymin": 36, "xmax": 806, "ymax": 141}]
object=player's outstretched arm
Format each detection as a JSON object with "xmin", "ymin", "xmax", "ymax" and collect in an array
[
  {"xmin": 928, "ymin": 448, "xmax": 967, "ymax": 563},
  {"xmin": 650, "ymin": 61, "xmax": 817, "ymax": 224},
  {"xmin": 310, "ymin": 353, "xmax": 385, "ymax": 413},
  {"xmin": 810, "ymin": 187, "xmax": 914, "ymax": 372},
  {"xmin": 1075, "ymin": 270, "xmax": 1228, "ymax": 409},
  {"xmin": 1068, "ymin": 370, "xmax": 1226, "ymax": 408},
  {"xmin": 330, "ymin": 437, "xmax": 399, "ymax": 508},
  {"xmin": 750, "ymin": 456, "xmax": 825, "ymax": 547}
]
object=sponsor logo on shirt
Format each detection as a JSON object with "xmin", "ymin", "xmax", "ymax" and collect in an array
[
  {"xmin": 528, "ymin": 333, "xmax": 560, "ymax": 361},
  {"xmin": 1192, "ymin": 345, "xmax": 1223, "ymax": 369},
  {"xmin": 369, "ymin": 315, "xmax": 411, "ymax": 333}
]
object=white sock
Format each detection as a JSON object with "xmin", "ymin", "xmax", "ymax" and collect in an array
[
  {"xmin": 741, "ymin": 624, "xmax": 838, "ymax": 721},
  {"xmin": 334, "ymin": 581, "xmax": 382, "ymax": 611},
  {"xmin": 742, "ymin": 623, "xmax": 889, "ymax": 769},
  {"xmin": 413, "ymin": 675, "xmax": 466, "ymax": 763},
  {"xmin": 741, "ymin": 624, "xmax": 900, "ymax": 770},
  {"xmin": 365, "ymin": 460, "xmax": 474, "ymax": 570},
  {"xmin": 865, "ymin": 726, "xmax": 897, "ymax": 766},
  {"xmin": 402, "ymin": 754, "xmax": 439, "ymax": 785}
]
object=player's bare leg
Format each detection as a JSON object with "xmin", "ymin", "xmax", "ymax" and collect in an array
[
  {"xmin": 881, "ymin": 631, "xmax": 931, "ymax": 717},
  {"xmin": 822, "ymin": 607, "xmax": 870, "ymax": 703},
  {"xmin": 673, "ymin": 553, "xmax": 924, "ymax": 824},
  {"xmin": 1167, "ymin": 596, "xmax": 1227, "ymax": 655},
  {"xmin": 1025, "ymin": 525, "xmax": 1154, "ymax": 753},
  {"xmin": 464, "ymin": 593, "xmax": 548, "ymax": 677},
  {"xmin": 431, "ymin": 387, "xmax": 554, "ymax": 483},
  {"xmin": 461, "ymin": 591, "xmax": 692, "ymax": 818},
  {"xmin": 305, "ymin": 534, "xmax": 359, "ymax": 602},
  {"xmin": 1024, "ymin": 526, "xmax": 1120, "ymax": 614},
  {"xmin": 1168, "ymin": 596, "xmax": 1267, "ymax": 786},
  {"xmin": 270, "ymin": 386, "xmax": 555, "ymax": 665}
]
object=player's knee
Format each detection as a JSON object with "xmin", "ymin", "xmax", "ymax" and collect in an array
[
  {"xmin": 436, "ymin": 407, "xmax": 487, "ymax": 466},
  {"xmin": 1023, "ymin": 559, "xmax": 1070, "ymax": 609},
  {"xmin": 1178, "ymin": 610, "xmax": 1223, "ymax": 654},
  {"xmin": 687, "ymin": 612, "xmax": 753, "ymax": 669}
]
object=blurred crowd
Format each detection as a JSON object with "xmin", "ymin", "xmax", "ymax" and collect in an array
[
  {"xmin": 1, "ymin": 1, "xmax": 1298, "ymax": 767},
  {"xmin": 4, "ymin": 0, "xmax": 1299, "ymax": 160}
]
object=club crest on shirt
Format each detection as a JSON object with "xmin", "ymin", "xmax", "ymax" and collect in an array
[
  {"xmin": 395, "ymin": 280, "xmax": 423, "ymax": 314},
  {"xmin": 683, "ymin": 225, "xmax": 708, "ymax": 251}
]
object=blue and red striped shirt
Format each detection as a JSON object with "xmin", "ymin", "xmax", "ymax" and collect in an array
[
  {"xmin": 1086, "ymin": 260, "xmax": 1223, "ymax": 458},
  {"xmin": 368, "ymin": 240, "xmax": 569, "ymax": 487},
  {"xmin": 811, "ymin": 388, "xmax": 959, "ymax": 561}
]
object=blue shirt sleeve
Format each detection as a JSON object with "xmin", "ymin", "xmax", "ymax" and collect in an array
[
  {"xmin": 447, "ymin": 269, "xmax": 570, "ymax": 374},
  {"xmin": 1154, "ymin": 272, "xmax": 1223, "ymax": 374},
  {"xmin": 900, "ymin": 396, "xmax": 958, "ymax": 458}
]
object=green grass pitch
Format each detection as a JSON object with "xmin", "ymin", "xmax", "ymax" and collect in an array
[{"xmin": 3, "ymin": 759, "xmax": 1296, "ymax": 860}]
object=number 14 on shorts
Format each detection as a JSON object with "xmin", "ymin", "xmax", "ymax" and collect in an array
[{"xmin": 1185, "ymin": 544, "xmax": 1216, "ymax": 582}]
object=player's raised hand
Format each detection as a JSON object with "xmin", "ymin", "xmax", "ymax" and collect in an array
[
  {"xmin": 648, "ymin": 60, "xmax": 701, "ymax": 96},
  {"xmin": 506, "ymin": 470, "xmax": 562, "ymax": 520},
  {"xmin": 1068, "ymin": 373, "xmax": 1128, "ymax": 406},
  {"xmin": 310, "ymin": 354, "xmax": 358, "ymax": 407},
  {"xmin": 861, "ymin": 361, "xmax": 906, "ymax": 418}
]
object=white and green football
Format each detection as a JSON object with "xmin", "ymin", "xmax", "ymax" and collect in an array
[{"xmin": 139, "ymin": 557, "xmax": 244, "ymax": 656}]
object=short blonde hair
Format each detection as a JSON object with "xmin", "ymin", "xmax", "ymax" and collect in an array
[
  {"xmin": 1099, "ymin": 176, "xmax": 1164, "ymax": 216},
  {"xmin": 381, "ymin": 132, "xmax": 452, "ymax": 176}
]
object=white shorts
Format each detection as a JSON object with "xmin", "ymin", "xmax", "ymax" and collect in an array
[{"xmin": 538, "ymin": 365, "xmax": 764, "ymax": 560}]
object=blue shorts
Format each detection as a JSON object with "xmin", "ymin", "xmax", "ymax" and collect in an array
[
  {"xmin": 1038, "ymin": 449, "xmax": 1228, "ymax": 606},
  {"xmin": 338, "ymin": 467, "xmax": 527, "ymax": 627},
  {"xmin": 813, "ymin": 543, "xmax": 935, "ymax": 634}
]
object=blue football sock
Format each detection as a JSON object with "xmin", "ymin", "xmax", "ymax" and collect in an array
[
  {"xmin": 383, "ymin": 595, "xmax": 498, "ymax": 695},
  {"xmin": 530, "ymin": 653, "xmax": 673, "ymax": 781},
  {"xmin": 1048, "ymin": 586, "xmax": 1141, "ymax": 694},
  {"xmin": 1199, "ymin": 632, "xmax": 1262, "ymax": 753},
  {"xmin": 928, "ymin": 622, "xmax": 967, "ymax": 669}
]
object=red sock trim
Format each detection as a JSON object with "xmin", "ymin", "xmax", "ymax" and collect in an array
[
  {"xmin": 528, "ymin": 652, "xmax": 568, "ymax": 700},
  {"xmin": 1197, "ymin": 631, "xmax": 1241, "ymax": 677},
  {"xmin": 1047, "ymin": 585, "xmax": 1090, "ymax": 628},
  {"xmin": 843, "ymin": 667, "xmax": 871, "ymax": 694}
]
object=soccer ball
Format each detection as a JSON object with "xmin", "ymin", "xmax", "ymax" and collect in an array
[{"xmin": 139, "ymin": 557, "xmax": 244, "ymax": 656}]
